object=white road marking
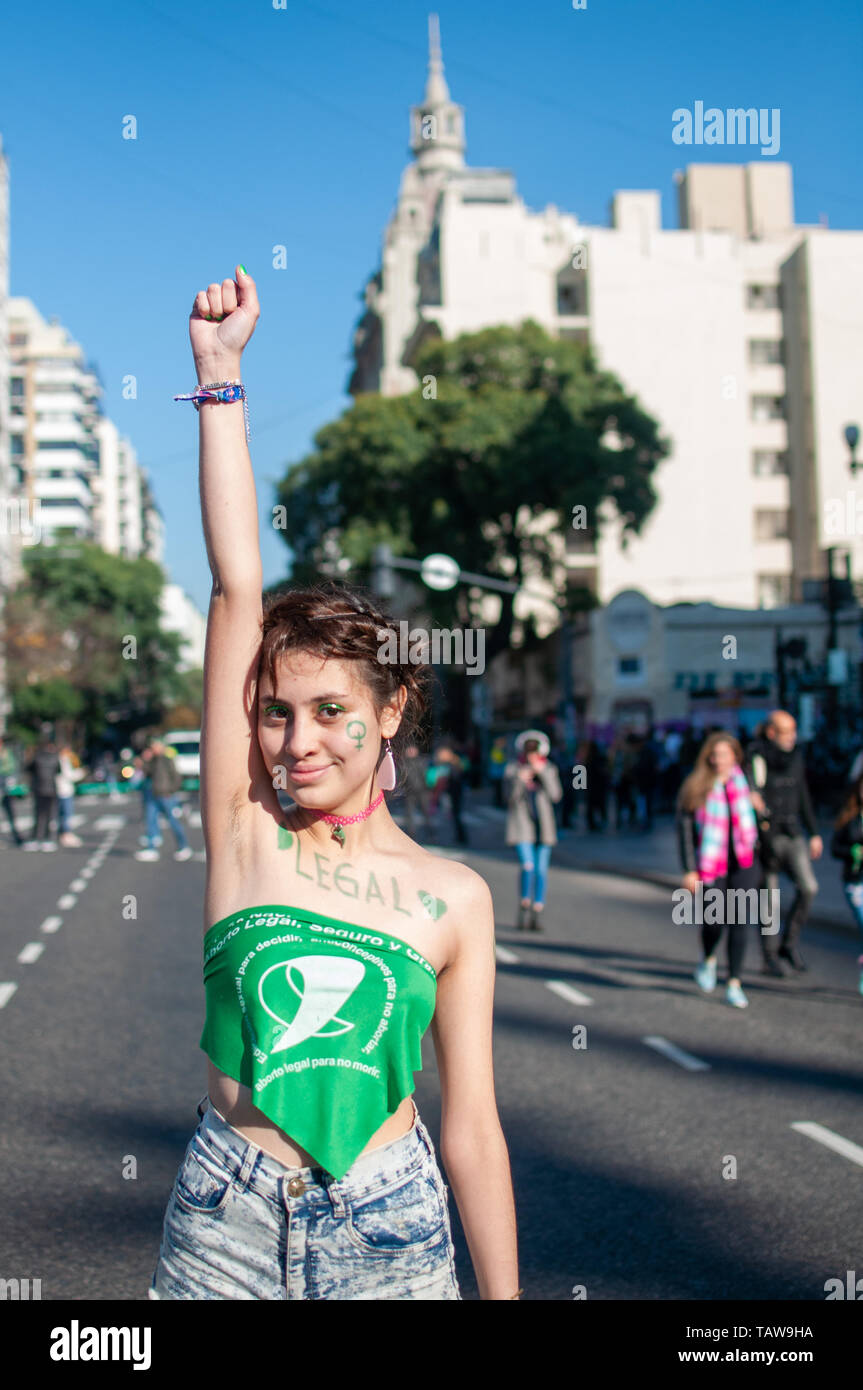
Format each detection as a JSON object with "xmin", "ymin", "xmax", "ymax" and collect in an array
[
  {"xmin": 17, "ymin": 942, "xmax": 45, "ymax": 965},
  {"xmin": 546, "ymin": 980, "xmax": 594, "ymax": 1007},
  {"xmin": 193, "ymin": 850, "xmax": 207, "ymax": 862},
  {"xmin": 643, "ymin": 1036, "xmax": 711, "ymax": 1072},
  {"xmin": 495, "ymin": 944, "xmax": 520, "ymax": 964},
  {"xmin": 0, "ymin": 983, "xmax": 18, "ymax": 1009},
  {"xmin": 93, "ymin": 815, "xmax": 126, "ymax": 830},
  {"xmin": 188, "ymin": 811, "xmax": 202, "ymax": 827},
  {"xmin": 791, "ymin": 1122, "xmax": 863, "ymax": 1169},
  {"xmin": 68, "ymin": 814, "xmax": 86, "ymax": 829},
  {"xmin": 567, "ymin": 952, "xmax": 650, "ymax": 990},
  {"xmin": 57, "ymin": 894, "xmax": 77, "ymax": 910},
  {"xmin": 69, "ymin": 878, "xmax": 87, "ymax": 892},
  {"xmin": 80, "ymin": 867, "xmax": 94, "ymax": 879},
  {"xmin": 40, "ymin": 916, "xmax": 62, "ymax": 934}
]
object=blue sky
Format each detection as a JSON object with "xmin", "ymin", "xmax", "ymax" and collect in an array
[{"xmin": 5, "ymin": 0, "xmax": 862, "ymax": 613}]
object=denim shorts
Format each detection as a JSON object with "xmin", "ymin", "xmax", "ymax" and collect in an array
[{"xmin": 148, "ymin": 1095, "xmax": 461, "ymax": 1300}]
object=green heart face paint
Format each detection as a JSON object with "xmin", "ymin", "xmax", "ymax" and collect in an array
[
  {"xmin": 347, "ymin": 720, "xmax": 366, "ymax": 750},
  {"xmin": 417, "ymin": 891, "xmax": 447, "ymax": 921}
]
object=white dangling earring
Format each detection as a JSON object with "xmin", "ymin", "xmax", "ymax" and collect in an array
[{"xmin": 377, "ymin": 737, "xmax": 397, "ymax": 791}]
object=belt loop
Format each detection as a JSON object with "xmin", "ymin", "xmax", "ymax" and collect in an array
[
  {"xmin": 325, "ymin": 1174, "xmax": 347, "ymax": 1218},
  {"xmin": 234, "ymin": 1142, "xmax": 257, "ymax": 1193},
  {"xmin": 196, "ymin": 1094, "xmax": 209, "ymax": 1120}
]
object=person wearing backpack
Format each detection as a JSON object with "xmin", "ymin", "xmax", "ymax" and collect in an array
[{"xmin": 134, "ymin": 739, "xmax": 193, "ymax": 861}]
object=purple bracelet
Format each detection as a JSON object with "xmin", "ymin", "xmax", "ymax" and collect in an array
[{"xmin": 174, "ymin": 380, "xmax": 250, "ymax": 442}]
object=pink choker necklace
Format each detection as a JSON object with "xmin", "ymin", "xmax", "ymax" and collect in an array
[{"xmin": 311, "ymin": 789, "xmax": 386, "ymax": 846}]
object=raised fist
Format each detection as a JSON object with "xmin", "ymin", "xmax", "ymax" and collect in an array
[{"xmin": 189, "ymin": 265, "xmax": 260, "ymax": 366}]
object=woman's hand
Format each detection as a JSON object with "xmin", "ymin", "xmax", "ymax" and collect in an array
[{"xmin": 189, "ymin": 265, "xmax": 260, "ymax": 373}]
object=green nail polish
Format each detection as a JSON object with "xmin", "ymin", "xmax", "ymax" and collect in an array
[{"xmin": 239, "ymin": 264, "xmax": 247, "ymax": 275}]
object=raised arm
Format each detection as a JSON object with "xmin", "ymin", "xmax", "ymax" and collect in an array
[{"xmin": 187, "ymin": 268, "xmax": 266, "ymax": 862}]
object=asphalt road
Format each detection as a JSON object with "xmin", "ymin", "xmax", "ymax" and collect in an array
[{"xmin": 0, "ymin": 791, "xmax": 860, "ymax": 1301}]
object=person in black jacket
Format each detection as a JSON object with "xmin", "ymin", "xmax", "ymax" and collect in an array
[
  {"xmin": 23, "ymin": 731, "xmax": 61, "ymax": 851},
  {"xmin": 743, "ymin": 710, "xmax": 820, "ymax": 976},
  {"xmin": 830, "ymin": 776, "xmax": 863, "ymax": 998}
]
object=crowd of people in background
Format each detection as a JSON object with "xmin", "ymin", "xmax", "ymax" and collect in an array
[{"xmin": 3, "ymin": 712, "xmax": 862, "ymax": 997}]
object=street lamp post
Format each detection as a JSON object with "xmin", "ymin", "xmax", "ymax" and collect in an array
[{"xmin": 844, "ymin": 423, "xmax": 862, "ymax": 726}]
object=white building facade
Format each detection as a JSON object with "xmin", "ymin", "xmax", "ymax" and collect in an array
[
  {"xmin": 350, "ymin": 21, "xmax": 863, "ymax": 618},
  {"xmin": 7, "ymin": 297, "xmax": 162, "ymax": 566}
]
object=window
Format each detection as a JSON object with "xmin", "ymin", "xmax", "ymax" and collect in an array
[
  {"xmin": 752, "ymin": 449, "xmax": 788, "ymax": 476},
  {"xmin": 10, "ymin": 436, "xmax": 24, "ymax": 456},
  {"xmin": 748, "ymin": 339, "xmax": 783, "ymax": 365},
  {"xmin": 754, "ymin": 508, "xmax": 790, "ymax": 541},
  {"xmin": 751, "ymin": 395, "xmax": 785, "ymax": 422},
  {"xmin": 757, "ymin": 574, "xmax": 791, "ymax": 607},
  {"xmin": 10, "ymin": 378, "xmax": 24, "ymax": 397},
  {"xmin": 10, "ymin": 332, "xmax": 28, "ymax": 347},
  {"xmin": 616, "ymin": 655, "xmax": 645, "ymax": 685},
  {"xmin": 746, "ymin": 284, "xmax": 781, "ymax": 310}
]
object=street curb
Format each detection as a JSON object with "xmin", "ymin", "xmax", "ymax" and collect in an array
[{"xmin": 550, "ymin": 848, "xmax": 860, "ymax": 942}]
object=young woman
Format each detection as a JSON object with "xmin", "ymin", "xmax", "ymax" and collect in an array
[
  {"xmin": 148, "ymin": 266, "xmax": 519, "ymax": 1301},
  {"xmin": 503, "ymin": 729, "xmax": 563, "ymax": 931},
  {"xmin": 676, "ymin": 731, "xmax": 763, "ymax": 1009},
  {"xmin": 830, "ymin": 777, "xmax": 863, "ymax": 996}
]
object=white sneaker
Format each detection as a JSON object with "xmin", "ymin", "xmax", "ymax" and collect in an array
[
  {"xmin": 22, "ymin": 840, "xmax": 40, "ymax": 851},
  {"xmin": 41, "ymin": 841, "xmax": 58, "ymax": 852},
  {"xmin": 174, "ymin": 846, "xmax": 193, "ymax": 861},
  {"xmin": 135, "ymin": 849, "xmax": 160, "ymax": 862}
]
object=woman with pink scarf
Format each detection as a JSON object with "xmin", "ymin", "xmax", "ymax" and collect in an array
[{"xmin": 676, "ymin": 732, "xmax": 763, "ymax": 1008}]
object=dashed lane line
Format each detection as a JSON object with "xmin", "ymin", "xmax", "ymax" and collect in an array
[
  {"xmin": 495, "ymin": 944, "xmax": 520, "ymax": 964},
  {"xmin": 40, "ymin": 917, "xmax": 62, "ymax": 934},
  {"xmin": 791, "ymin": 1122, "xmax": 863, "ymax": 1169},
  {"xmin": 0, "ymin": 983, "xmax": 18, "ymax": 1009},
  {"xmin": 643, "ymin": 1036, "xmax": 711, "ymax": 1072},
  {"xmin": 57, "ymin": 894, "xmax": 77, "ymax": 910},
  {"xmin": 17, "ymin": 943, "xmax": 45, "ymax": 965},
  {"xmin": 546, "ymin": 980, "xmax": 594, "ymax": 1007}
]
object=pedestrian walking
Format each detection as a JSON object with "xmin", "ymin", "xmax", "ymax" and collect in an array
[
  {"xmin": 23, "ymin": 729, "xmax": 61, "ymax": 851},
  {"xmin": 134, "ymin": 739, "xmax": 192, "ymax": 861},
  {"xmin": 582, "ymin": 739, "xmax": 609, "ymax": 831},
  {"xmin": 487, "ymin": 736, "xmax": 508, "ymax": 808},
  {"xmin": 431, "ymin": 745, "xmax": 469, "ymax": 845},
  {"xmin": 830, "ymin": 775, "xmax": 863, "ymax": 997},
  {"xmin": 56, "ymin": 744, "xmax": 84, "ymax": 847},
  {"xmin": 503, "ymin": 729, "xmax": 563, "ymax": 931},
  {"xmin": 149, "ymin": 263, "xmax": 518, "ymax": 1302},
  {"xmin": 610, "ymin": 733, "xmax": 638, "ymax": 829},
  {"xmin": 744, "ymin": 709, "xmax": 821, "ymax": 975},
  {"xmin": 634, "ymin": 730, "xmax": 660, "ymax": 830},
  {"xmin": 399, "ymin": 742, "xmax": 434, "ymax": 841},
  {"xmin": 677, "ymin": 731, "xmax": 764, "ymax": 1009},
  {"xmin": 0, "ymin": 734, "xmax": 24, "ymax": 846}
]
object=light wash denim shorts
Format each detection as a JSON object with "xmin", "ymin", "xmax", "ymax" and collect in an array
[{"xmin": 148, "ymin": 1095, "xmax": 461, "ymax": 1300}]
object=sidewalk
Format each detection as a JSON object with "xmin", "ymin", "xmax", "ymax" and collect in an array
[{"xmin": 550, "ymin": 813, "xmax": 861, "ymax": 940}]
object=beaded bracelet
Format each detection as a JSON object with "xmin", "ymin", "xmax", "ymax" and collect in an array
[{"xmin": 174, "ymin": 380, "xmax": 250, "ymax": 443}]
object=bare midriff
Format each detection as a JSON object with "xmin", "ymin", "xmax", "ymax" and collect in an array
[{"xmin": 205, "ymin": 1058, "xmax": 416, "ymax": 1170}]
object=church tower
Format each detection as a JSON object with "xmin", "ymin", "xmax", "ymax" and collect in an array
[{"xmin": 409, "ymin": 14, "xmax": 465, "ymax": 175}]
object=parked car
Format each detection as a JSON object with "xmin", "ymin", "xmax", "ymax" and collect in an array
[{"xmin": 161, "ymin": 729, "xmax": 201, "ymax": 788}]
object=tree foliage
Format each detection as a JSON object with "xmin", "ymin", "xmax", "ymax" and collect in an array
[
  {"xmin": 275, "ymin": 320, "xmax": 670, "ymax": 661},
  {"xmin": 4, "ymin": 540, "xmax": 183, "ymax": 743}
]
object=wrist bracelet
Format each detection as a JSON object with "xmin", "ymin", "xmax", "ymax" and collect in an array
[
  {"xmin": 509, "ymin": 1287, "xmax": 524, "ymax": 1299},
  {"xmin": 174, "ymin": 380, "xmax": 250, "ymax": 443}
]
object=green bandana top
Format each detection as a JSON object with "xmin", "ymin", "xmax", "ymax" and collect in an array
[{"xmin": 199, "ymin": 904, "xmax": 438, "ymax": 1181}]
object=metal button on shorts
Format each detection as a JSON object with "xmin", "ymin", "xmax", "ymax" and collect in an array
[{"xmin": 287, "ymin": 1177, "xmax": 305, "ymax": 1197}]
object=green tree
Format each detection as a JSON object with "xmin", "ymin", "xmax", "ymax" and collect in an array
[
  {"xmin": 275, "ymin": 320, "xmax": 670, "ymax": 663},
  {"xmin": 5, "ymin": 540, "xmax": 183, "ymax": 743}
]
